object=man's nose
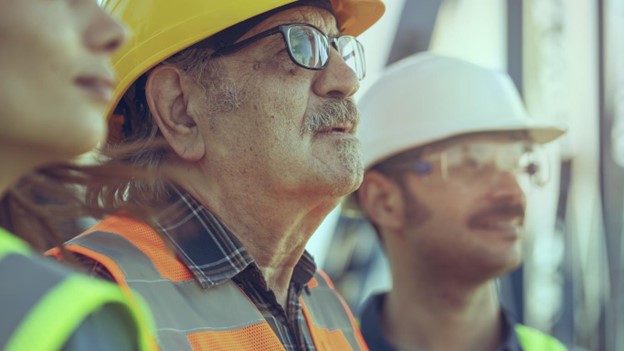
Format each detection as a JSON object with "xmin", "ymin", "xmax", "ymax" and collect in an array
[
  {"xmin": 312, "ymin": 48, "xmax": 360, "ymax": 99},
  {"xmin": 488, "ymin": 170, "xmax": 526, "ymax": 202}
]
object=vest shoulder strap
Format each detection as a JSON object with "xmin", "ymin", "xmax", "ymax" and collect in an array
[
  {"xmin": 0, "ymin": 228, "xmax": 29, "ymax": 259},
  {"xmin": 0, "ymin": 244, "xmax": 154, "ymax": 351},
  {"xmin": 69, "ymin": 215, "xmax": 194, "ymax": 283},
  {"xmin": 302, "ymin": 270, "xmax": 369, "ymax": 351},
  {"xmin": 515, "ymin": 324, "xmax": 567, "ymax": 351}
]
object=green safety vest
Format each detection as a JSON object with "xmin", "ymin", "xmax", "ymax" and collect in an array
[
  {"xmin": 0, "ymin": 228, "xmax": 155, "ymax": 351},
  {"xmin": 516, "ymin": 324, "xmax": 568, "ymax": 351}
]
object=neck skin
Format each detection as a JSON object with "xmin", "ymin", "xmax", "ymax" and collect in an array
[
  {"xmin": 0, "ymin": 142, "xmax": 56, "ymax": 198},
  {"xmin": 381, "ymin": 234, "xmax": 504, "ymax": 351},
  {"xmin": 166, "ymin": 162, "xmax": 341, "ymax": 308}
]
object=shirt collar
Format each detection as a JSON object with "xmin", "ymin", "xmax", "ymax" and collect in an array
[
  {"xmin": 150, "ymin": 186, "xmax": 316, "ymax": 289},
  {"xmin": 359, "ymin": 293, "xmax": 524, "ymax": 351},
  {"xmin": 359, "ymin": 293, "xmax": 398, "ymax": 351}
]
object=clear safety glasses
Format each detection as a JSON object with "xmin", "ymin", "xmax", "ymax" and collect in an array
[
  {"xmin": 383, "ymin": 140, "xmax": 550, "ymax": 189},
  {"xmin": 211, "ymin": 23, "xmax": 366, "ymax": 80}
]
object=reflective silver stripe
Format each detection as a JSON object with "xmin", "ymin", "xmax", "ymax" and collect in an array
[
  {"xmin": 302, "ymin": 273, "xmax": 363, "ymax": 350},
  {"xmin": 70, "ymin": 231, "xmax": 269, "ymax": 351}
]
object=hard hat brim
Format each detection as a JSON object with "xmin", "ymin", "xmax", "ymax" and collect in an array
[{"xmin": 364, "ymin": 120, "xmax": 566, "ymax": 171}]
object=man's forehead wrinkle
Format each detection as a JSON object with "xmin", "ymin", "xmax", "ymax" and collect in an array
[{"xmin": 297, "ymin": 7, "xmax": 338, "ymax": 35}]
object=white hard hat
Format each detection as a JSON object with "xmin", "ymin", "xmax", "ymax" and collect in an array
[{"xmin": 357, "ymin": 52, "xmax": 566, "ymax": 169}]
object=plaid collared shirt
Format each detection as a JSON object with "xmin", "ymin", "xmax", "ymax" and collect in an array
[{"xmin": 78, "ymin": 187, "xmax": 319, "ymax": 351}]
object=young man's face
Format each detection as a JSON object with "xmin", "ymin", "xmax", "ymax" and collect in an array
[
  {"xmin": 395, "ymin": 134, "xmax": 530, "ymax": 280},
  {"xmin": 190, "ymin": 6, "xmax": 363, "ymax": 201}
]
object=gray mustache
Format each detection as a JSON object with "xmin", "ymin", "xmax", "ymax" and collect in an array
[{"xmin": 301, "ymin": 99, "xmax": 360, "ymax": 135}]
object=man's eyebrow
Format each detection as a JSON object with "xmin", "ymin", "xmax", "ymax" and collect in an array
[{"xmin": 265, "ymin": 35, "xmax": 286, "ymax": 51}]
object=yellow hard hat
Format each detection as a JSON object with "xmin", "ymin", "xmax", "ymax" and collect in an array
[{"xmin": 102, "ymin": 0, "xmax": 385, "ymax": 120}]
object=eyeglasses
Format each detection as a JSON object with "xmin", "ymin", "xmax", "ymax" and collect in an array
[
  {"xmin": 381, "ymin": 140, "xmax": 550, "ymax": 189},
  {"xmin": 211, "ymin": 23, "xmax": 366, "ymax": 80}
]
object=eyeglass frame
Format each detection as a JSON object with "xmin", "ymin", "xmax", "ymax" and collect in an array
[{"xmin": 209, "ymin": 23, "xmax": 366, "ymax": 80}]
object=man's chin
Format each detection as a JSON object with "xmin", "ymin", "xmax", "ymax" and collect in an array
[
  {"xmin": 338, "ymin": 171, "xmax": 365, "ymax": 198},
  {"xmin": 338, "ymin": 156, "xmax": 364, "ymax": 195}
]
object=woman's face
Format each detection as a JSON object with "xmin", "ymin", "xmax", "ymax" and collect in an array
[{"xmin": 0, "ymin": 0, "xmax": 126, "ymax": 160}]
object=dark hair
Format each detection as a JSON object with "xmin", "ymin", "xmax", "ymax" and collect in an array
[{"xmin": 0, "ymin": 158, "xmax": 162, "ymax": 254}]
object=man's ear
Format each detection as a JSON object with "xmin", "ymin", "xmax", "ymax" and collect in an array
[
  {"xmin": 145, "ymin": 65, "xmax": 205, "ymax": 161},
  {"xmin": 357, "ymin": 171, "xmax": 406, "ymax": 232}
]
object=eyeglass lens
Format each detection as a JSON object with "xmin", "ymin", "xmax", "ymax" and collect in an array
[
  {"xmin": 287, "ymin": 26, "xmax": 329, "ymax": 68},
  {"xmin": 336, "ymin": 36, "xmax": 366, "ymax": 80},
  {"xmin": 286, "ymin": 25, "xmax": 365, "ymax": 80}
]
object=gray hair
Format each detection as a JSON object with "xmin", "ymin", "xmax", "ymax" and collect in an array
[{"xmin": 100, "ymin": 46, "xmax": 241, "ymax": 206}]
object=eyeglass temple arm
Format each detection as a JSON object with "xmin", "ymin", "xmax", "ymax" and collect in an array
[{"xmin": 211, "ymin": 26, "xmax": 286, "ymax": 57}]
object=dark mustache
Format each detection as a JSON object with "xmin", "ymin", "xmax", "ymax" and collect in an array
[
  {"xmin": 301, "ymin": 99, "xmax": 360, "ymax": 135},
  {"xmin": 468, "ymin": 201, "xmax": 525, "ymax": 226}
]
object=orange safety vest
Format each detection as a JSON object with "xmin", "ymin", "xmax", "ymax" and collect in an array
[{"xmin": 55, "ymin": 215, "xmax": 368, "ymax": 351}]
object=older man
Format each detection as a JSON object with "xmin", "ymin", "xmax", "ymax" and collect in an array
[
  {"xmin": 355, "ymin": 53, "xmax": 568, "ymax": 351},
  {"xmin": 55, "ymin": 1, "xmax": 384, "ymax": 350}
]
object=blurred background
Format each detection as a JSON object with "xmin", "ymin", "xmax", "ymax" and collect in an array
[{"xmin": 304, "ymin": 0, "xmax": 624, "ymax": 350}]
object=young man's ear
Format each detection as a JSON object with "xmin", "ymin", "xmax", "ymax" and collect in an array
[
  {"xmin": 145, "ymin": 65, "xmax": 205, "ymax": 161},
  {"xmin": 357, "ymin": 171, "xmax": 406, "ymax": 232}
]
